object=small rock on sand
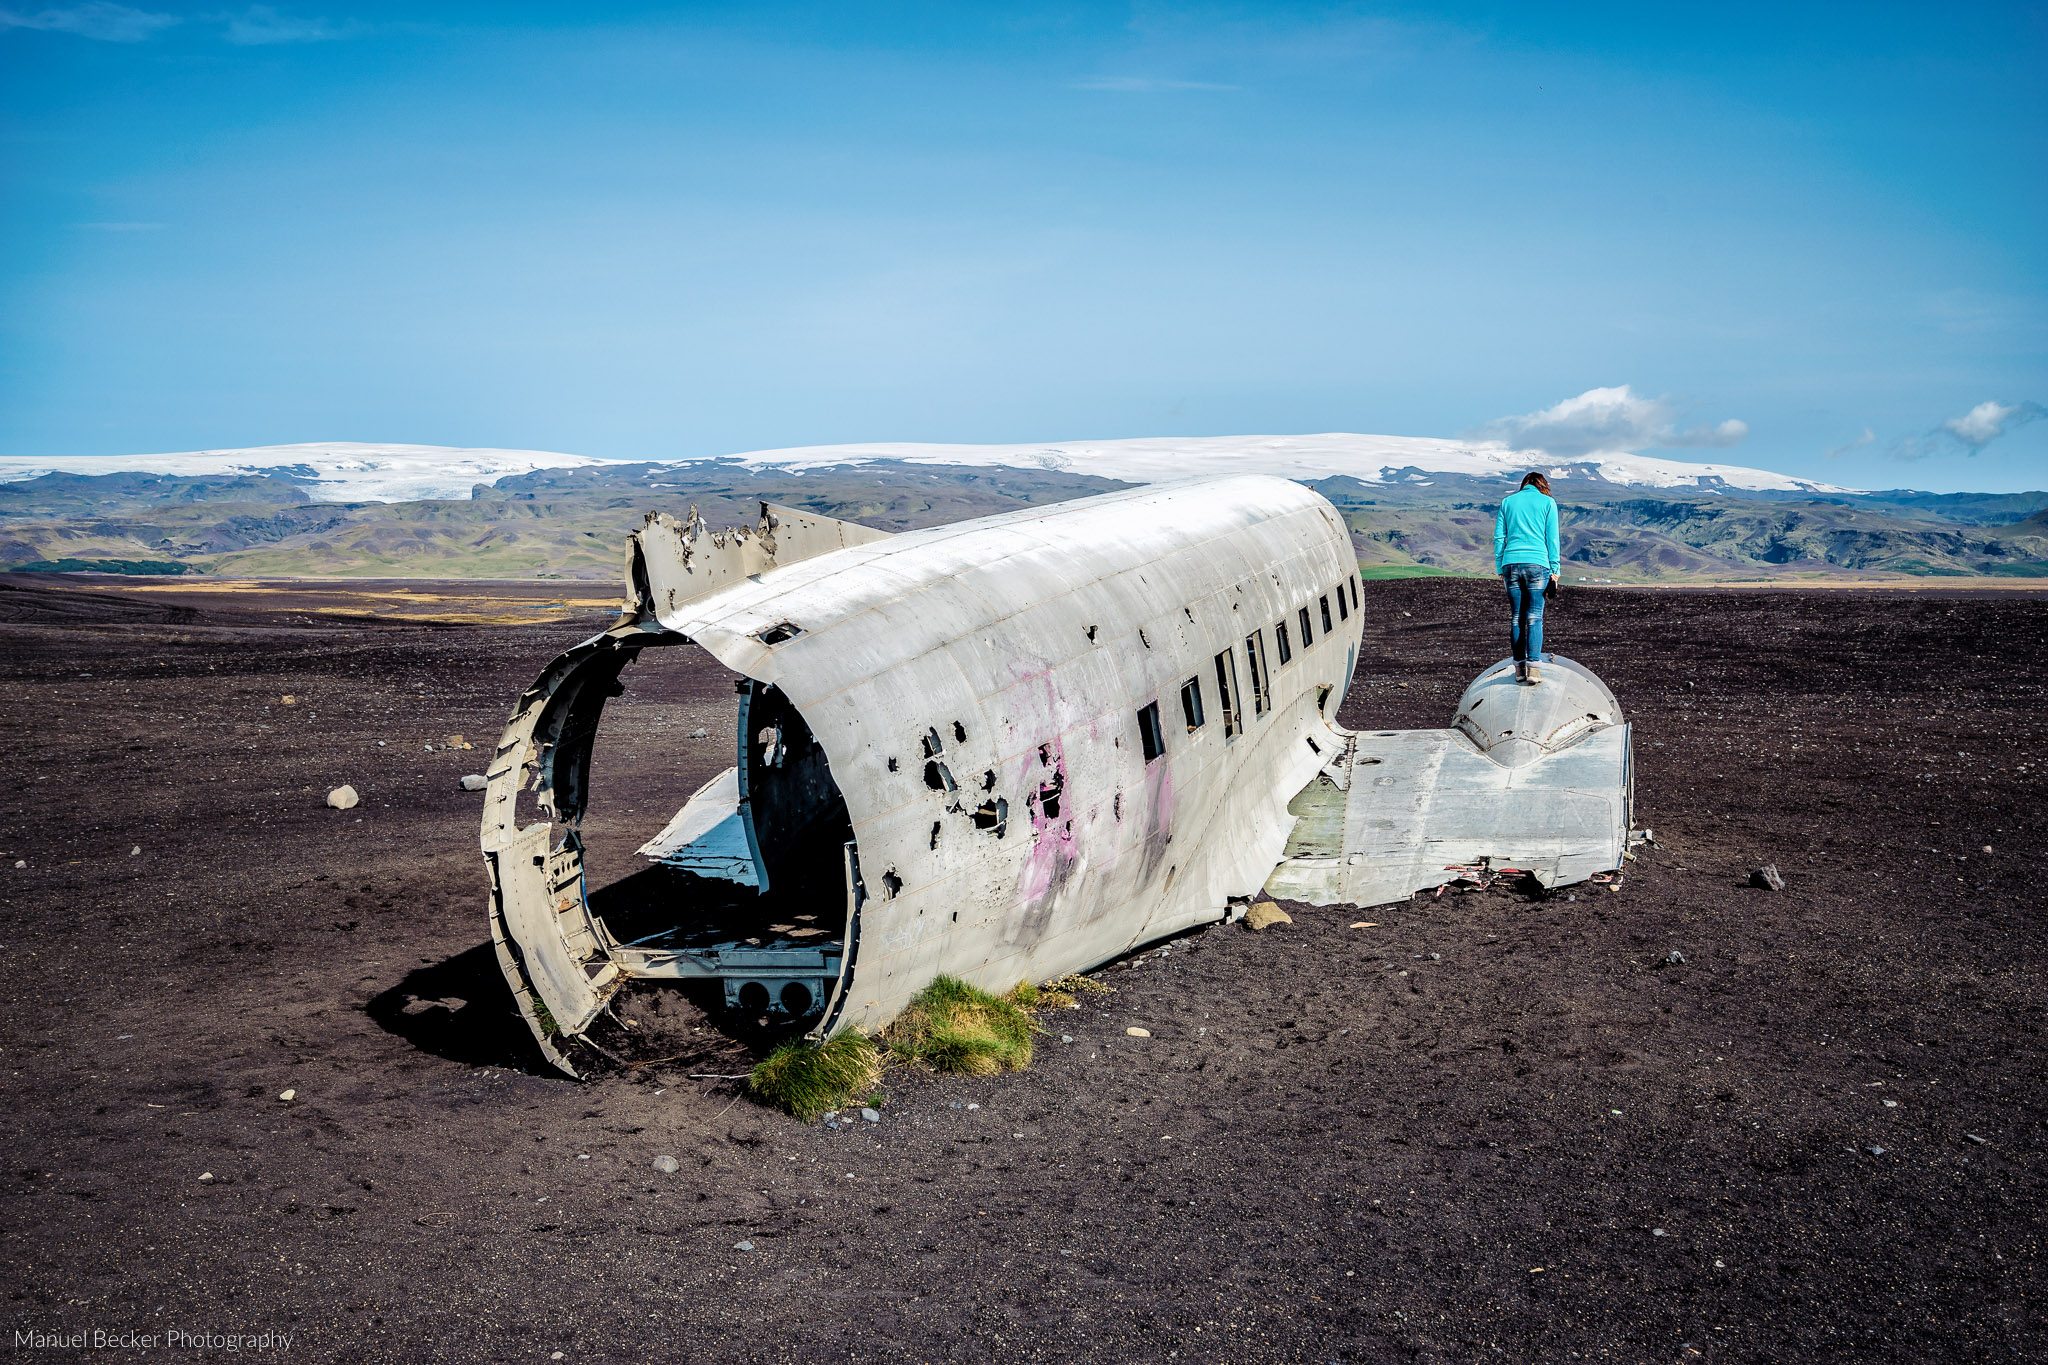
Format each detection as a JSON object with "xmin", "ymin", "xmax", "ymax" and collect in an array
[
  {"xmin": 278, "ymin": 1089, "xmax": 296, "ymax": 1102},
  {"xmin": 1750, "ymin": 864, "xmax": 1786, "ymax": 892},
  {"xmin": 734, "ymin": 1240, "xmax": 755, "ymax": 1252},
  {"xmin": 652, "ymin": 1155, "xmax": 680, "ymax": 1174},
  {"xmin": 860, "ymin": 1107, "xmax": 881, "ymax": 1123},
  {"xmin": 458, "ymin": 774, "xmax": 488, "ymax": 792},
  {"xmin": 689, "ymin": 728, "xmax": 709, "ymax": 739},
  {"xmin": 1126, "ymin": 1026, "xmax": 1151, "ymax": 1038},
  {"xmin": 326, "ymin": 785, "xmax": 359, "ymax": 810},
  {"xmin": 1244, "ymin": 901, "xmax": 1292, "ymax": 931}
]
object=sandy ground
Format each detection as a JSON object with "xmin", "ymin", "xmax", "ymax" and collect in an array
[{"xmin": 0, "ymin": 573, "xmax": 2041, "ymax": 1363}]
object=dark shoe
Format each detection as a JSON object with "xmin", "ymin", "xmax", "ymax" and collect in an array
[{"xmin": 1514, "ymin": 661, "xmax": 1528, "ymax": 684}]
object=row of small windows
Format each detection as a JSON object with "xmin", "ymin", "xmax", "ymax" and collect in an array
[{"xmin": 1138, "ymin": 576, "xmax": 1361, "ymax": 762}]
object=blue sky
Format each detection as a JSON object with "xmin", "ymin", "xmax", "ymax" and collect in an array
[{"xmin": 1, "ymin": 1, "xmax": 2043, "ymax": 491}]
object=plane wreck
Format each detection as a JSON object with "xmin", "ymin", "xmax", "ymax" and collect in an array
[{"xmin": 480, "ymin": 476, "xmax": 1633, "ymax": 1075}]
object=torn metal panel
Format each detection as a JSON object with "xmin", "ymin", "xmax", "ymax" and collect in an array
[
  {"xmin": 1266, "ymin": 656, "xmax": 1632, "ymax": 906},
  {"xmin": 636, "ymin": 768, "xmax": 760, "ymax": 887},
  {"xmin": 627, "ymin": 500, "xmax": 893, "ymax": 622}
]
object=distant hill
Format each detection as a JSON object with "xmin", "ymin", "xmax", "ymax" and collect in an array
[{"xmin": 1, "ymin": 438, "xmax": 2043, "ymax": 583}]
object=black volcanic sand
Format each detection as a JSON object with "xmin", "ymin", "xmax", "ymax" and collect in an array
[{"xmin": 0, "ymin": 573, "xmax": 2041, "ymax": 1362}]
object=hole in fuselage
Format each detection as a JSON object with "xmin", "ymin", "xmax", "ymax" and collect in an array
[{"xmin": 574, "ymin": 658, "xmax": 857, "ymax": 1029}]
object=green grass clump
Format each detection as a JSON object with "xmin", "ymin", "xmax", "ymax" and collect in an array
[
  {"xmin": 748, "ymin": 1031, "xmax": 884, "ymax": 1121},
  {"xmin": 885, "ymin": 975, "xmax": 1037, "ymax": 1075}
]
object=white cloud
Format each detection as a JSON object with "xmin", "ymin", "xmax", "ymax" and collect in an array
[
  {"xmin": 1825, "ymin": 428, "xmax": 1875, "ymax": 460},
  {"xmin": 1477, "ymin": 385, "xmax": 1748, "ymax": 457},
  {"xmin": 1896, "ymin": 399, "xmax": 2046, "ymax": 460},
  {"xmin": 221, "ymin": 5, "xmax": 342, "ymax": 45},
  {"xmin": 0, "ymin": 2, "xmax": 176, "ymax": 41},
  {"xmin": 1074, "ymin": 75, "xmax": 1240, "ymax": 92},
  {"xmin": 0, "ymin": 2, "xmax": 347, "ymax": 43},
  {"xmin": 1942, "ymin": 399, "xmax": 2044, "ymax": 449}
]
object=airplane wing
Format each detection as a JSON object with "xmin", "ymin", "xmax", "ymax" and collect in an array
[{"xmin": 1267, "ymin": 655, "xmax": 1633, "ymax": 906}]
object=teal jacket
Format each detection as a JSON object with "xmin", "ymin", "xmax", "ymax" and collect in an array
[{"xmin": 1494, "ymin": 485, "xmax": 1561, "ymax": 575}]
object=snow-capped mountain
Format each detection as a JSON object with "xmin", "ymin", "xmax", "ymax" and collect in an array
[
  {"xmin": 0, "ymin": 433, "xmax": 1859, "ymax": 502},
  {"xmin": 693, "ymin": 433, "xmax": 1858, "ymax": 495},
  {"xmin": 0, "ymin": 442, "xmax": 605, "ymax": 503}
]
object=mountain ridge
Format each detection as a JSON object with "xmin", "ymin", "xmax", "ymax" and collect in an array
[
  {"xmin": 1, "ymin": 440, "xmax": 2043, "ymax": 583},
  {"xmin": 0, "ymin": 433, "xmax": 1861, "ymax": 502}
]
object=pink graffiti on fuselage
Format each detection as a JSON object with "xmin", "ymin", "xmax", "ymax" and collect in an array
[
  {"xmin": 1019, "ymin": 736, "xmax": 1077, "ymax": 905},
  {"xmin": 1135, "ymin": 740, "xmax": 1177, "ymax": 880}
]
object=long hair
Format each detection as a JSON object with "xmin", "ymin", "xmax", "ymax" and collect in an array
[{"xmin": 1519, "ymin": 471, "xmax": 1552, "ymax": 496}]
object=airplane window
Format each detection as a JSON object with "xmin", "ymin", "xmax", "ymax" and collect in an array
[
  {"xmin": 1336, "ymin": 584, "xmax": 1349, "ymax": 621},
  {"xmin": 1275, "ymin": 621, "xmax": 1292, "ymax": 665},
  {"xmin": 1137, "ymin": 701, "xmax": 1166, "ymax": 761},
  {"xmin": 1349, "ymin": 578, "xmax": 1360, "ymax": 610},
  {"xmin": 1179, "ymin": 677, "xmax": 1205, "ymax": 731},
  {"xmin": 1320, "ymin": 595, "xmax": 1334, "ymax": 634},
  {"xmin": 1214, "ymin": 649, "xmax": 1241, "ymax": 738},
  {"xmin": 1298, "ymin": 605, "xmax": 1313, "ymax": 646},
  {"xmin": 1245, "ymin": 630, "xmax": 1271, "ymax": 717}
]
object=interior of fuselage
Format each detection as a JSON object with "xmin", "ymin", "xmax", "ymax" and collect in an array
[{"xmin": 583, "ymin": 674, "xmax": 858, "ymax": 1021}]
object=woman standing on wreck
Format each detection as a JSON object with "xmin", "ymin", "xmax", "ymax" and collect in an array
[{"xmin": 1495, "ymin": 471, "xmax": 1562, "ymax": 685}]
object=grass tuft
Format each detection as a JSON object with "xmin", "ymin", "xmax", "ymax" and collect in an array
[
  {"xmin": 748, "ymin": 1032, "xmax": 884, "ymax": 1121},
  {"xmin": 885, "ymin": 975, "xmax": 1037, "ymax": 1075}
]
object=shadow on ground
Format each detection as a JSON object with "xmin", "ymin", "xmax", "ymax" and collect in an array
[{"xmin": 365, "ymin": 943, "xmax": 557, "ymax": 1076}]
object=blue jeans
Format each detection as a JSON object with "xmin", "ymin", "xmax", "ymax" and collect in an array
[{"xmin": 1502, "ymin": 563, "xmax": 1550, "ymax": 663}]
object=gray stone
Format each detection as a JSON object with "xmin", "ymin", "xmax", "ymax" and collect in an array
[
  {"xmin": 1865, "ymin": 1144, "xmax": 1887, "ymax": 1156},
  {"xmin": 1658, "ymin": 949, "xmax": 1687, "ymax": 968},
  {"xmin": 326, "ymin": 785, "xmax": 359, "ymax": 810},
  {"xmin": 734, "ymin": 1240, "xmax": 755, "ymax": 1252},
  {"xmin": 651, "ymin": 1154, "xmax": 680, "ymax": 1174},
  {"xmin": 1750, "ymin": 864, "xmax": 1786, "ymax": 892},
  {"xmin": 458, "ymin": 774, "xmax": 488, "ymax": 792},
  {"xmin": 860, "ymin": 1107, "xmax": 881, "ymax": 1123},
  {"xmin": 689, "ymin": 727, "xmax": 709, "ymax": 739}
]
